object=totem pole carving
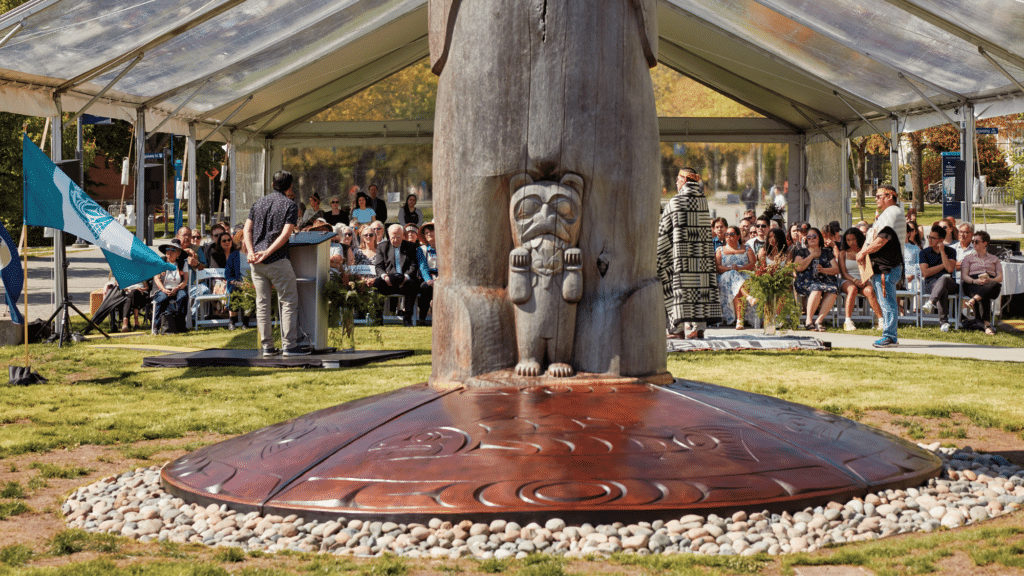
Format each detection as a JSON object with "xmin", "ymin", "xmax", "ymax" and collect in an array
[
  {"xmin": 508, "ymin": 173, "xmax": 584, "ymax": 377},
  {"xmin": 428, "ymin": 0, "xmax": 667, "ymax": 385}
]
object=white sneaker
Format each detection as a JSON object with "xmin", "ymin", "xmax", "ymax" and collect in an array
[
  {"xmin": 940, "ymin": 322, "xmax": 950, "ymax": 332},
  {"xmin": 922, "ymin": 300, "xmax": 934, "ymax": 314},
  {"xmin": 844, "ymin": 318, "xmax": 856, "ymax": 331}
]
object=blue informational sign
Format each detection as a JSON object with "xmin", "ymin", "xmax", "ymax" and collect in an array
[
  {"xmin": 941, "ymin": 152, "xmax": 964, "ymax": 219},
  {"xmin": 976, "ymin": 127, "xmax": 998, "ymax": 135}
]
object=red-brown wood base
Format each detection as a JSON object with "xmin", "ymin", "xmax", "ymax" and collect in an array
[{"xmin": 161, "ymin": 378, "xmax": 941, "ymax": 523}]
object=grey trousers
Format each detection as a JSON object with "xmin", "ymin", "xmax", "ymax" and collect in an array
[
  {"xmin": 925, "ymin": 275, "xmax": 958, "ymax": 323},
  {"xmin": 252, "ymin": 258, "xmax": 299, "ymax": 350}
]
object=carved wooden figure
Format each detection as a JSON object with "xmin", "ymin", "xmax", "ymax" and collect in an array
[
  {"xmin": 508, "ymin": 173, "xmax": 584, "ymax": 377},
  {"xmin": 429, "ymin": 0, "xmax": 666, "ymax": 385}
]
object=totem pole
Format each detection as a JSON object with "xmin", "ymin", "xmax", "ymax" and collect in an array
[{"xmin": 429, "ymin": 0, "xmax": 667, "ymax": 384}]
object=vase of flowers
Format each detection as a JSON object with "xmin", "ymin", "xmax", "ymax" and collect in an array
[
  {"xmin": 324, "ymin": 269, "xmax": 384, "ymax": 352},
  {"xmin": 743, "ymin": 258, "xmax": 799, "ymax": 333}
]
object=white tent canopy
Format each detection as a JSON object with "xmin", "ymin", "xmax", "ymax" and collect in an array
[{"xmin": 1, "ymin": 0, "xmax": 1022, "ymax": 227}]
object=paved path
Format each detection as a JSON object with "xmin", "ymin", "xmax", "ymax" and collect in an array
[{"xmin": 699, "ymin": 326, "xmax": 1023, "ymax": 362}]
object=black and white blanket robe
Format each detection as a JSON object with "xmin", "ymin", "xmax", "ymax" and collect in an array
[{"xmin": 656, "ymin": 184, "xmax": 722, "ymax": 327}]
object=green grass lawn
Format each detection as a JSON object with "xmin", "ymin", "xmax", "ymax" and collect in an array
[
  {"xmin": 852, "ymin": 202, "xmax": 1020, "ymax": 226},
  {"xmin": 2, "ymin": 323, "xmax": 1024, "ymax": 575}
]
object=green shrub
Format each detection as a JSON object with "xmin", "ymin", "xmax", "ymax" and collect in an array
[{"xmin": 0, "ymin": 501, "xmax": 30, "ymax": 520}]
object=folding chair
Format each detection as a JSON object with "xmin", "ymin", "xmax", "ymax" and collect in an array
[{"xmin": 191, "ymin": 268, "xmax": 231, "ymax": 330}]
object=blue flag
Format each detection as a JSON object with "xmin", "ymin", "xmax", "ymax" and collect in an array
[
  {"xmin": 22, "ymin": 134, "xmax": 173, "ymax": 288},
  {"xmin": 0, "ymin": 219, "xmax": 24, "ymax": 325}
]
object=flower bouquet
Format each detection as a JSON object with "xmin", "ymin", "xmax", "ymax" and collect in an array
[
  {"xmin": 742, "ymin": 258, "xmax": 799, "ymax": 333},
  {"xmin": 323, "ymin": 268, "xmax": 385, "ymax": 351}
]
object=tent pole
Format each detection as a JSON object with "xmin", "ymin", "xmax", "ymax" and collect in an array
[
  {"xmin": 898, "ymin": 73, "xmax": 960, "ymax": 128},
  {"xmin": 188, "ymin": 124, "xmax": 198, "ymax": 229},
  {"xmin": 962, "ymin": 103, "xmax": 975, "ymax": 223},
  {"xmin": 135, "ymin": 108, "xmax": 146, "ymax": 242},
  {"xmin": 890, "ymin": 116, "xmax": 901, "ymax": 199},
  {"xmin": 50, "ymin": 107, "xmax": 65, "ymax": 327}
]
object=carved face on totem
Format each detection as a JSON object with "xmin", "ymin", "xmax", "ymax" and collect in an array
[{"xmin": 509, "ymin": 174, "xmax": 583, "ymax": 276}]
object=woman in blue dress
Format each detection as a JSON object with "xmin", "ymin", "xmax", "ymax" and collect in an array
[
  {"xmin": 793, "ymin": 227, "xmax": 839, "ymax": 332},
  {"xmin": 716, "ymin": 225, "xmax": 757, "ymax": 329}
]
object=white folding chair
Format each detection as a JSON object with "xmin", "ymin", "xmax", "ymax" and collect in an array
[{"xmin": 191, "ymin": 268, "xmax": 231, "ymax": 330}]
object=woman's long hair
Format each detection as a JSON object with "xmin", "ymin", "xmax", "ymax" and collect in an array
[
  {"xmin": 765, "ymin": 228, "xmax": 788, "ymax": 258},
  {"xmin": 839, "ymin": 227, "xmax": 865, "ymax": 253}
]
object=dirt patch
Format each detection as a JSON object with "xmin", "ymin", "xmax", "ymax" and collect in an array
[
  {"xmin": 0, "ymin": 432, "xmax": 230, "ymax": 550},
  {"xmin": 858, "ymin": 410, "xmax": 1024, "ymax": 466}
]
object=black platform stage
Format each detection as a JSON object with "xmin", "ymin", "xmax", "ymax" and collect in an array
[{"xmin": 142, "ymin": 348, "xmax": 414, "ymax": 369}]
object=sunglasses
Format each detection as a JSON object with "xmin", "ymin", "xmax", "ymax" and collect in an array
[
  {"xmin": 972, "ymin": 239, "xmax": 985, "ymax": 244},
  {"xmin": 724, "ymin": 232, "xmax": 736, "ymax": 237},
  {"xmin": 343, "ymin": 233, "xmax": 353, "ymax": 237},
  {"xmin": 330, "ymin": 201, "xmax": 339, "ymax": 204},
  {"xmin": 806, "ymin": 234, "xmax": 819, "ymax": 240},
  {"xmin": 928, "ymin": 235, "xmax": 942, "ymax": 241},
  {"xmin": 362, "ymin": 233, "xmax": 374, "ymax": 238},
  {"xmin": 220, "ymin": 238, "xmax": 232, "ymax": 243},
  {"xmin": 755, "ymin": 224, "xmax": 767, "ymax": 228}
]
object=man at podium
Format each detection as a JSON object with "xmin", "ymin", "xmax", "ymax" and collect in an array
[{"xmin": 244, "ymin": 170, "xmax": 309, "ymax": 357}]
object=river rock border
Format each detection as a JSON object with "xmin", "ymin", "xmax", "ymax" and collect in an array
[{"xmin": 62, "ymin": 444, "xmax": 1024, "ymax": 559}]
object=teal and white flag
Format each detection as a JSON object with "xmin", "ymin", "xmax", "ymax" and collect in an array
[{"xmin": 22, "ymin": 134, "xmax": 173, "ymax": 288}]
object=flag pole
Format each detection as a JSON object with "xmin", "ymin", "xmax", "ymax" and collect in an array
[{"xmin": 19, "ymin": 224, "xmax": 28, "ymax": 367}]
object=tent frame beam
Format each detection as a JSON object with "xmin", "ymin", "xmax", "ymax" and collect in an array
[
  {"xmin": 899, "ymin": 73, "xmax": 959, "ymax": 128},
  {"xmin": 146, "ymin": 78, "xmax": 211, "ymax": 132},
  {"xmin": 196, "ymin": 95, "xmax": 252, "ymax": 149},
  {"xmin": 978, "ymin": 47, "xmax": 1024, "ymax": 94},
  {"xmin": 62, "ymin": 55, "xmax": 143, "ymax": 129}
]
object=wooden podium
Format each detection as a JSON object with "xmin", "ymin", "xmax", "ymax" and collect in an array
[{"xmin": 289, "ymin": 231, "xmax": 334, "ymax": 350}]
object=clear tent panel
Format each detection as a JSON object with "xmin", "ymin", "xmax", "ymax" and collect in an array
[
  {"xmin": 902, "ymin": 0, "xmax": 1024, "ymax": 66},
  {"xmin": 755, "ymin": 0, "xmax": 1022, "ymax": 95},
  {"xmin": 0, "ymin": 0, "xmax": 234, "ymax": 80},
  {"xmin": 93, "ymin": 0, "xmax": 418, "ymax": 113},
  {"xmin": 663, "ymin": 0, "xmax": 910, "ymax": 109}
]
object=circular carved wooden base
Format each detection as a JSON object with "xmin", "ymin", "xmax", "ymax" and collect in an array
[{"xmin": 161, "ymin": 379, "xmax": 942, "ymax": 523}]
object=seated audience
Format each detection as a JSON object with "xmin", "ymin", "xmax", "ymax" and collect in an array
[
  {"xmin": 302, "ymin": 192, "xmax": 324, "ymax": 224},
  {"xmin": 903, "ymin": 221, "xmax": 922, "ymax": 300},
  {"xmin": 355, "ymin": 225, "xmax": 378, "ymax": 266},
  {"xmin": 120, "ymin": 280, "xmax": 150, "ymax": 332},
  {"xmin": 398, "ymin": 194, "xmax": 424, "ymax": 227},
  {"xmin": 961, "ymin": 231, "xmax": 1003, "ymax": 335},
  {"xmin": 939, "ymin": 216, "xmax": 958, "ymax": 246},
  {"xmin": 352, "ymin": 193, "xmax": 376, "ymax": 224},
  {"xmin": 738, "ymin": 218, "xmax": 752, "ymax": 243},
  {"xmin": 793, "ymin": 226, "xmax": 839, "ymax": 332},
  {"xmin": 746, "ymin": 215, "xmax": 770, "ymax": 255},
  {"xmin": 757, "ymin": 227, "xmax": 789, "ymax": 267},
  {"xmin": 920, "ymin": 223, "xmax": 958, "ymax": 332},
  {"xmin": 323, "ymin": 195, "xmax": 350, "ymax": 226},
  {"xmin": 225, "ymin": 230, "xmax": 251, "ymax": 329},
  {"xmin": 330, "ymin": 225, "xmax": 355, "ymax": 271},
  {"xmin": 711, "ymin": 217, "xmax": 728, "ymax": 252},
  {"xmin": 372, "ymin": 224, "xmax": 421, "ymax": 327},
  {"xmin": 953, "ymin": 221, "xmax": 975, "ymax": 279},
  {"xmin": 153, "ymin": 240, "xmax": 189, "ymax": 334},
  {"xmin": 404, "ymin": 224, "xmax": 420, "ymax": 246},
  {"xmin": 837, "ymin": 227, "xmax": 877, "ymax": 331},
  {"xmin": 715, "ymin": 225, "xmax": 757, "ymax": 329},
  {"xmin": 416, "ymin": 222, "xmax": 437, "ymax": 326}
]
